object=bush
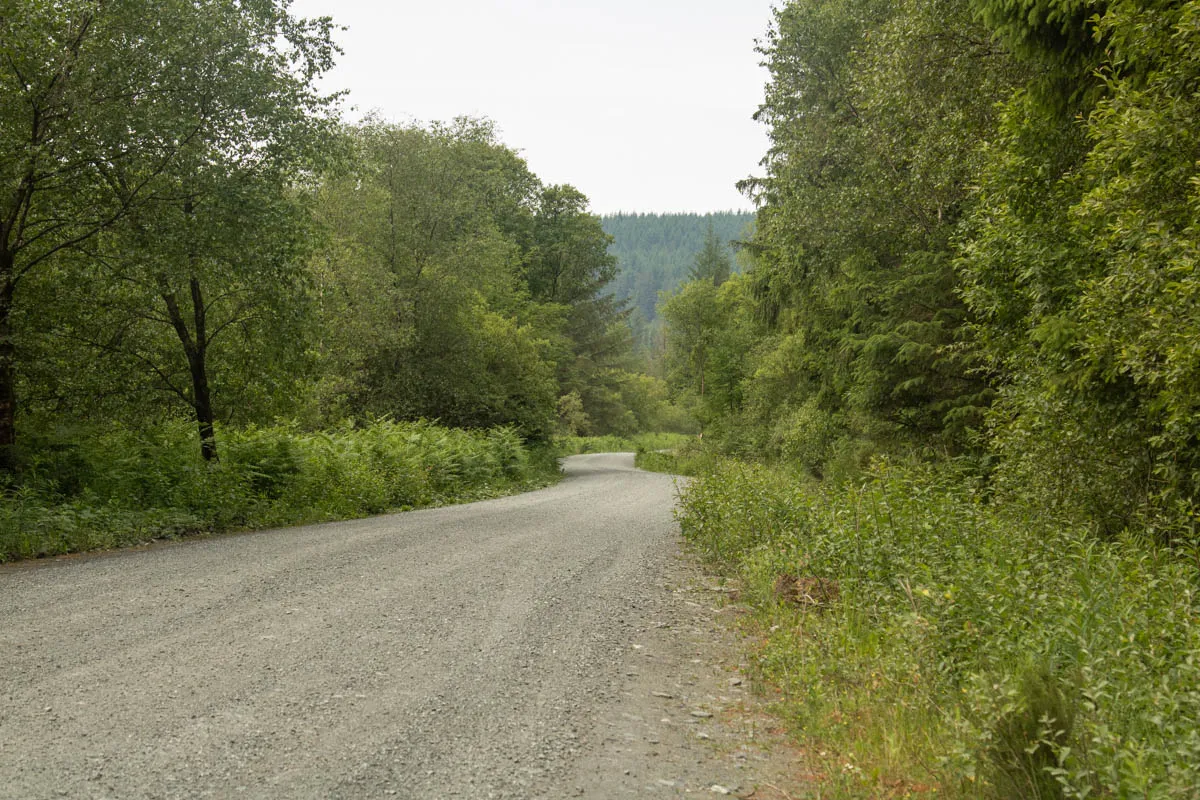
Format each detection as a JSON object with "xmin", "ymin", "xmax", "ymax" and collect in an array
[
  {"xmin": 0, "ymin": 419, "xmax": 559, "ymax": 562},
  {"xmin": 554, "ymin": 432, "xmax": 692, "ymax": 456},
  {"xmin": 676, "ymin": 457, "xmax": 1200, "ymax": 798},
  {"xmin": 771, "ymin": 399, "xmax": 844, "ymax": 475}
]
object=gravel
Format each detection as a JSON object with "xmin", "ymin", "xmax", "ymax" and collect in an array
[{"xmin": 0, "ymin": 453, "xmax": 802, "ymax": 799}]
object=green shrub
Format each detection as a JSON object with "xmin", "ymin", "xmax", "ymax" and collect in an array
[
  {"xmin": 771, "ymin": 399, "xmax": 844, "ymax": 476},
  {"xmin": 1, "ymin": 419, "xmax": 559, "ymax": 562},
  {"xmin": 555, "ymin": 432, "xmax": 692, "ymax": 456},
  {"xmin": 633, "ymin": 439, "xmax": 716, "ymax": 477},
  {"xmin": 676, "ymin": 458, "xmax": 1200, "ymax": 797},
  {"xmin": 985, "ymin": 663, "xmax": 1075, "ymax": 800}
]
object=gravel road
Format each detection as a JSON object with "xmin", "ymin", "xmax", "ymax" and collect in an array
[{"xmin": 1, "ymin": 453, "xmax": 801, "ymax": 799}]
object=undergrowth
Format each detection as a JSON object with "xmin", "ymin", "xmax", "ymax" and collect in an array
[
  {"xmin": 633, "ymin": 439, "xmax": 712, "ymax": 476},
  {"xmin": 1, "ymin": 419, "xmax": 560, "ymax": 562},
  {"xmin": 678, "ymin": 457, "xmax": 1200, "ymax": 798},
  {"xmin": 555, "ymin": 432, "xmax": 692, "ymax": 456}
]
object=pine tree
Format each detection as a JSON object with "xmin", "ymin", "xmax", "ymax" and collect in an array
[{"xmin": 689, "ymin": 223, "xmax": 732, "ymax": 286}]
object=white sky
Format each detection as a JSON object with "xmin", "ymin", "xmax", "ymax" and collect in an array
[{"xmin": 287, "ymin": 0, "xmax": 776, "ymax": 214}]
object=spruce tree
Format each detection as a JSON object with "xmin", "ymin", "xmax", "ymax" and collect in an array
[{"xmin": 689, "ymin": 223, "xmax": 732, "ymax": 286}]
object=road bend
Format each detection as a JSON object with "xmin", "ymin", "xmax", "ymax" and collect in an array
[{"xmin": 0, "ymin": 453, "xmax": 683, "ymax": 799}]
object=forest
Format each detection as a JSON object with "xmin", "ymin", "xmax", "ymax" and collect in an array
[
  {"xmin": 650, "ymin": 0, "xmax": 1200, "ymax": 796},
  {"xmin": 7, "ymin": 0, "xmax": 1200, "ymax": 795},
  {"xmin": 601, "ymin": 211, "xmax": 753, "ymax": 344},
  {"xmin": 0, "ymin": 0, "xmax": 686, "ymax": 559}
]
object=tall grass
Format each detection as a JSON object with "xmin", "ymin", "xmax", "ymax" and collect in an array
[
  {"xmin": 677, "ymin": 457, "xmax": 1200, "ymax": 798},
  {"xmin": 555, "ymin": 432, "xmax": 693, "ymax": 456},
  {"xmin": 1, "ymin": 420, "xmax": 559, "ymax": 562},
  {"xmin": 633, "ymin": 438, "xmax": 713, "ymax": 476}
]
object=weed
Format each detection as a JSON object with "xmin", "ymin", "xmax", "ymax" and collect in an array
[
  {"xmin": 555, "ymin": 432, "xmax": 693, "ymax": 456},
  {"xmin": 676, "ymin": 457, "xmax": 1200, "ymax": 798},
  {"xmin": 0, "ymin": 420, "xmax": 560, "ymax": 562}
]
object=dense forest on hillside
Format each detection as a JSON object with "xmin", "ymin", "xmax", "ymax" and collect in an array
[
  {"xmin": 601, "ymin": 212, "xmax": 753, "ymax": 349},
  {"xmin": 0, "ymin": 0, "xmax": 688, "ymax": 559},
  {"xmin": 654, "ymin": 0, "xmax": 1200, "ymax": 795}
]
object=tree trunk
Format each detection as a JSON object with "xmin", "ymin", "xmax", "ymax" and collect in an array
[
  {"xmin": 189, "ymin": 347, "xmax": 217, "ymax": 462},
  {"xmin": 187, "ymin": 277, "xmax": 217, "ymax": 462},
  {"xmin": 0, "ymin": 250, "xmax": 16, "ymax": 473},
  {"xmin": 161, "ymin": 275, "xmax": 219, "ymax": 462}
]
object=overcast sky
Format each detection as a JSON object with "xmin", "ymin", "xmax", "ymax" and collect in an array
[{"xmin": 287, "ymin": 0, "xmax": 777, "ymax": 214}]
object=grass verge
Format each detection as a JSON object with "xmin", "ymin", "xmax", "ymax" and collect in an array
[
  {"xmin": 1, "ymin": 420, "xmax": 560, "ymax": 562},
  {"xmin": 633, "ymin": 441, "xmax": 712, "ymax": 476},
  {"xmin": 678, "ymin": 456, "xmax": 1200, "ymax": 798},
  {"xmin": 555, "ymin": 432, "xmax": 693, "ymax": 456}
]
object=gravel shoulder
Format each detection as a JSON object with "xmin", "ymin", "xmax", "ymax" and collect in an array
[
  {"xmin": 0, "ymin": 453, "xmax": 806, "ymax": 799},
  {"xmin": 566, "ymin": 556, "xmax": 808, "ymax": 800}
]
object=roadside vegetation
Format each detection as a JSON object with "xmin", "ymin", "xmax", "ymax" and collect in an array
[
  {"xmin": 677, "ymin": 458, "xmax": 1200, "ymax": 797},
  {"xmin": 556, "ymin": 432, "xmax": 692, "ymax": 457},
  {"xmin": 0, "ymin": 420, "xmax": 560, "ymax": 562},
  {"xmin": 632, "ymin": 439, "xmax": 712, "ymax": 476},
  {"xmin": 649, "ymin": 0, "xmax": 1200, "ymax": 796}
]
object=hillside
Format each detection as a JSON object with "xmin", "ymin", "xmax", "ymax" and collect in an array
[{"xmin": 602, "ymin": 211, "xmax": 755, "ymax": 326}]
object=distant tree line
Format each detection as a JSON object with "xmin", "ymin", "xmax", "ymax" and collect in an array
[{"xmin": 601, "ymin": 212, "xmax": 753, "ymax": 351}]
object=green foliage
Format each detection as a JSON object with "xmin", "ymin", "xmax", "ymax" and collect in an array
[
  {"xmin": 1066, "ymin": 0, "xmax": 1200, "ymax": 530},
  {"xmin": 676, "ymin": 458, "xmax": 1200, "ymax": 797},
  {"xmin": 645, "ymin": 0, "xmax": 1200, "ymax": 793},
  {"xmin": 602, "ymin": 211, "xmax": 753, "ymax": 320},
  {"xmin": 986, "ymin": 663, "xmax": 1076, "ymax": 800},
  {"xmin": 633, "ymin": 438, "xmax": 714, "ymax": 477},
  {"xmin": 554, "ymin": 432, "xmax": 692, "ymax": 457},
  {"xmin": 689, "ymin": 222, "xmax": 734, "ymax": 286},
  {"xmin": 656, "ymin": 5, "xmax": 1200, "ymax": 790},
  {"xmin": 667, "ymin": 0, "xmax": 1020, "ymax": 478},
  {"xmin": 958, "ymin": 0, "xmax": 1200, "ymax": 535},
  {"xmin": 528, "ymin": 185, "xmax": 617, "ymax": 305},
  {"xmin": 969, "ymin": 0, "xmax": 1107, "ymax": 68},
  {"xmin": 1, "ymin": 0, "xmax": 341, "ymax": 462},
  {"xmin": 769, "ymin": 398, "xmax": 851, "ymax": 478},
  {"xmin": 0, "ymin": 419, "xmax": 559, "ymax": 562},
  {"xmin": 528, "ymin": 186, "xmax": 644, "ymax": 435},
  {"xmin": 313, "ymin": 119, "xmax": 555, "ymax": 438},
  {"xmin": 312, "ymin": 120, "xmax": 646, "ymax": 440},
  {"xmin": 555, "ymin": 391, "xmax": 591, "ymax": 436},
  {"xmin": 660, "ymin": 274, "xmax": 756, "ymax": 432},
  {"xmin": 656, "ymin": 0, "xmax": 1200, "ymax": 539}
]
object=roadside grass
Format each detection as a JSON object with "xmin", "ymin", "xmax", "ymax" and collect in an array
[
  {"xmin": 632, "ymin": 435, "xmax": 721, "ymax": 476},
  {"xmin": 1, "ymin": 420, "xmax": 560, "ymax": 563},
  {"xmin": 555, "ymin": 432, "xmax": 693, "ymax": 456},
  {"xmin": 678, "ymin": 457, "xmax": 1200, "ymax": 799}
]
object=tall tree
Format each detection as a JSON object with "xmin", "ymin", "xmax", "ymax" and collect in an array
[
  {"xmin": 661, "ymin": 275, "xmax": 754, "ymax": 433},
  {"xmin": 527, "ymin": 184, "xmax": 637, "ymax": 432},
  {"xmin": 314, "ymin": 119, "xmax": 558, "ymax": 437},
  {"xmin": 528, "ymin": 185, "xmax": 617, "ymax": 305},
  {"xmin": 0, "ymin": 0, "xmax": 339, "ymax": 465},
  {"xmin": 734, "ymin": 0, "xmax": 1020, "ymax": 457},
  {"xmin": 689, "ymin": 222, "xmax": 733, "ymax": 286}
]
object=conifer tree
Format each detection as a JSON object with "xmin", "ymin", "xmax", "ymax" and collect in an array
[{"xmin": 689, "ymin": 223, "xmax": 732, "ymax": 286}]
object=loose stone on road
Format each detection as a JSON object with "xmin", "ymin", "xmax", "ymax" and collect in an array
[{"xmin": 1, "ymin": 453, "xmax": 804, "ymax": 798}]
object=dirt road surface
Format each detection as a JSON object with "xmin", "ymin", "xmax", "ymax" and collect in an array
[{"xmin": 1, "ymin": 453, "xmax": 803, "ymax": 799}]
